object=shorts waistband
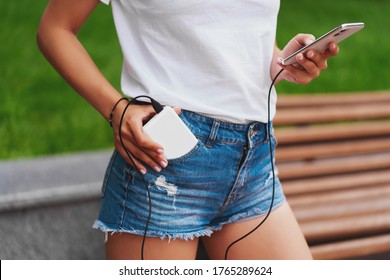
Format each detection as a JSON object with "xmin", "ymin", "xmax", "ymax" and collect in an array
[{"xmin": 180, "ymin": 109, "xmax": 271, "ymax": 146}]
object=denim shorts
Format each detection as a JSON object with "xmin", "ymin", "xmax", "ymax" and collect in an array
[{"xmin": 93, "ymin": 110, "xmax": 286, "ymax": 240}]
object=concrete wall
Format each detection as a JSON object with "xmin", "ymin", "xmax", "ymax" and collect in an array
[
  {"xmin": 0, "ymin": 199, "xmax": 104, "ymax": 260},
  {"xmin": 0, "ymin": 151, "xmax": 110, "ymax": 260}
]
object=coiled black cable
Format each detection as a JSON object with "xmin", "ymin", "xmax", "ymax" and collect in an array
[{"xmin": 117, "ymin": 95, "xmax": 163, "ymax": 260}]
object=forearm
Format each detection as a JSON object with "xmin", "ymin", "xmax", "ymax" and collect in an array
[{"xmin": 37, "ymin": 3, "xmax": 122, "ymax": 121}]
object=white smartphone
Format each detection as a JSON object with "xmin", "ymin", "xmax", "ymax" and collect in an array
[
  {"xmin": 281, "ymin": 22, "xmax": 365, "ymax": 65},
  {"xmin": 143, "ymin": 106, "xmax": 198, "ymax": 160}
]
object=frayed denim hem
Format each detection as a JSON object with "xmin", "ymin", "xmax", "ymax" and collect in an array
[{"xmin": 93, "ymin": 220, "xmax": 214, "ymax": 242}]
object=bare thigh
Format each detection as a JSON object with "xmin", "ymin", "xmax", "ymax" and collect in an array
[
  {"xmin": 201, "ymin": 202, "xmax": 313, "ymax": 260},
  {"xmin": 105, "ymin": 233, "xmax": 199, "ymax": 260}
]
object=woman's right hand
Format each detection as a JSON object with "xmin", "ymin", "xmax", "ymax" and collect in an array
[{"xmin": 111, "ymin": 101, "xmax": 173, "ymax": 175}]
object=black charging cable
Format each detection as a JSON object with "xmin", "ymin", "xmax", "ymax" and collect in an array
[
  {"xmin": 224, "ymin": 68, "xmax": 285, "ymax": 260},
  {"xmin": 117, "ymin": 70, "xmax": 284, "ymax": 260},
  {"xmin": 117, "ymin": 95, "xmax": 163, "ymax": 260}
]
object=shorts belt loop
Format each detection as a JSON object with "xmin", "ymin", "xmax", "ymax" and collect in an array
[{"xmin": 205, "ymin": 120, "xmax": 220, "ymax": 148}]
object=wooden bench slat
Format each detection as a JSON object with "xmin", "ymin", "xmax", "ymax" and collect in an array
[
  {"xmin": 275, "ymin": 121, "xmax": 390, "ymax": 145},
  {"xmin": 274, "ymin": 103, "xmax": 390, "ymax": 125},
  {"xmin": 274, "ymin": 91, "xmax": 390, "ymax": 259},
  {"xmin": 278, "ymin": 153, "xmax": 390, "ymax": 180},
  {"xmin": 288, "ymin": 185, "xmax": 390, "ymax": 207},
  {"xmin": 276, "ymin": 137, "xmax": 390, "ymax": 161},
  {"xmin": 301, "ymin": 211, "xmax": 390, "ymax": 243},
  {"xmin": 283, "ymin": 170, "xmax": 390, "ymax": 196},
  {"xmin": 292, "ymin": 196, "xmax": 390, "ymax": 222},
  {"xmin": 310, "ymin": 233, "xmax": 390, "ymax": 260},
  {"xmin": 277, "ymin": 91, "xmax": 390, "ymax": 108}
]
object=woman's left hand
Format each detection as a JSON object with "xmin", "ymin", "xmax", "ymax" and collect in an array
[{"xmin": 272, "ymin": 34, "xmax": 339, "ymax": 84}]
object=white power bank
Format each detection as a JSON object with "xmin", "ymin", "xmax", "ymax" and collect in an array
[{"xmin": 143, "ymin": 107, "xmax": 198, "ymax": 159}]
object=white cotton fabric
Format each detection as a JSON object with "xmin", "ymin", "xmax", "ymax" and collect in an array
[{"xmin": 100, "ymin": 0, "xmax": 280, "ymax": 123}]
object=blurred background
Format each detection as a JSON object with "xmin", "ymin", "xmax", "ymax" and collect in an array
[
  {"xmin": 1, "ymin": 0, "xmax": 390, "ymax": 160},
  {"xmin": 1, "ymin": 0, "xmax": 389, "ymax": 259}
]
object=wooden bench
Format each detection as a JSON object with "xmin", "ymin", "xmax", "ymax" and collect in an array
[{"xmin": 274, "ymin": 91, "xmax": 390, "ymax": 259}]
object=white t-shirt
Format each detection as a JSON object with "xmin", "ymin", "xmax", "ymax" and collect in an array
[{"xmin": 100, "ymin": 0, "xmax": 279, "ymax": 123}]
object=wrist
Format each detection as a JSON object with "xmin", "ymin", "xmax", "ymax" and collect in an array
[
  {"xmin": 109, "ymin": 97, "xmax": 129, "ymax": 127},
  {"xmin": 270, "ymin": 59, "xmax": 284, "ymax": 84}
]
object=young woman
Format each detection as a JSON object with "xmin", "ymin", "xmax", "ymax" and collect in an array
[{"xmin": 37, "ymin": 0, "xmax": 339, "ymax": 260}]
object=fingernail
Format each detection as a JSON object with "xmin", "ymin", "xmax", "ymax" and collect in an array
[
  {"xmin": 277, "ymin": 57, "xmax": 283, "ymax": 64},
  {"xmin": 157, "ymin": 149, "xmax": 164, "ymax": 154},
  {"xmin": 307, "ymin": 51, "xmax": 314, "ymax": 58},
  {"xmin": 160, "ymin": 161, "xmax": 168, "ymax": 168},
  {"xmin": 154, "ymin": 166, "xmax": 162, "ymax": 172},
  {"xmin": 297, "ymin": 53, "xmax": 304, "ymax": 61},
  {"xmin": 140, "ymin": 169, "xmax": 147, "ymax": 175}
]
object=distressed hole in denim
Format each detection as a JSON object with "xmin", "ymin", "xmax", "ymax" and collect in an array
[
  {"xmin": 155, "ymin": 175, "xmax": 178, "ymax": 196},
  {"xmin": 265, "ymin": 164, "xmax": 279, "ymax": 185},
  {"xmin": 264, "ymin": 170, "xmax": 274, "ymax": 185}
]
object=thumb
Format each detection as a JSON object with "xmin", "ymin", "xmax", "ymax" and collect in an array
[
  {"xmin": 281, "ymin": 33, "xmax": 316, "ymax": 59},
  {"xmin": 295, "ymin": 33, "xmax": 315, "ymax": 47}
]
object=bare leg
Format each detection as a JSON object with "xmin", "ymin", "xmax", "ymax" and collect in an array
[
  {"xmin": 105, "ymin": 233, "xmax": 199, "ymax": 260},
  {"xmin": 202, "ymin": 202, "xmax": 312, "ymax": 260}
]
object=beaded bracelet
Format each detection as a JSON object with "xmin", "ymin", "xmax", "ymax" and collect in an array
[{"xmin": 109, "ymin": 97, "xmax": 129, "ymax": 127}]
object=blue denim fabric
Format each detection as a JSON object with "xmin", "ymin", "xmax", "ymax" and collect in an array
[{"xmin": 93, "ymin": 109, "xmax": 285, "ymax": 240}]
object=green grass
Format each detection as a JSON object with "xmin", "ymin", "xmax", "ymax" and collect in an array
[
  {"xmin": 0, "ymin": 2, "xmax": 121, "ymax": 159},
  {"xmin": 276, "ymin": 0, "xmax": 390, "ymax": 93},
  {"xmin": 1, "ymin": 0, "xmax": 389, "ymax": 159}
]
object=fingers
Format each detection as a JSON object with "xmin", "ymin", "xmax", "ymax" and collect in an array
[
  {"xmin": 300, "ymin": 41, "xmax": 339, "ymax": 72},
  {"xmin": 278, "ymin": 41, "xmax": 339, "ymax": 84},
  {"xmin": 113, "ymin": 104, "xmax": 170, "ymax": 174},
  {"xmin": 305, "ymin": 41, "xmax": 339, "ymax": 69},
  {"xmin": 281, "ymin": 33, "xmax": 315, "ymax": 63},
  {"xmin": 128, "ymin": 112, "xmax": 163, "ymax": 153},
  {"xmin": 306, "ymin": 50, "xmax": 327, "ymax": 71},
  {"xmin": 116, "ymin": 143, "xmax": 147, "ymax": 175},
  {"xmin": 283, "ymin": 52, "xmax": 321, "ymax": 84},
  {"xmin": 173, "ymin": 107, "xmax": 182, "ymax": 115},
  {"xmin": 115, "ymin": 136, "xmax": 168, "ymax": 175},
  {"xmin": 324, "ymin": 41, "xmax": 340, "ymax": 58}
]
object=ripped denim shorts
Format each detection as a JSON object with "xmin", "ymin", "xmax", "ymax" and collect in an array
[{"xmin": 93, "ymin": 109, "xmax": 286, "ymax": 240}]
